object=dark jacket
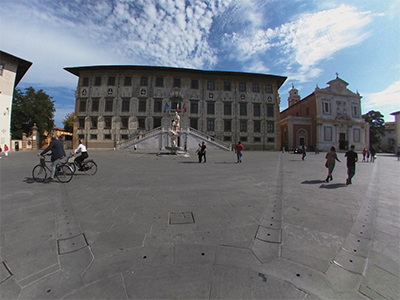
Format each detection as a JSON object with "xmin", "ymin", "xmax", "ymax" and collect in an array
[{"xmin": 40, "ymin": 139, "xmax": 65, "ymax": 162}]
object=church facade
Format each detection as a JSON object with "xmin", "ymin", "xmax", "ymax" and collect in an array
[
  {"xmin": 64, "ymin": 65, "xmax": 287, "ymax": 150},
  {"xmin": 280, "ymin": 76, "xmax": 369, "ymax": 152}
]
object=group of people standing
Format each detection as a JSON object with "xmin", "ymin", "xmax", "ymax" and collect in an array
[
  {"xmin": 324, "ymin": 145, "xmax": 358, "ymax": 185},
  {"xmin": 362, "ymin": 147, "xmax": 376, "ymax": 163},
  {"xmin": 196, "ymin": 142, "xmax": 207, "ymax": 163},
  {"xmin": 0, "ymin": 144, "xmax": 9, "ymax": 158}
]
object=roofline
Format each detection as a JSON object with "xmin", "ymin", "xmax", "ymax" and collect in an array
[
  {"xmin": 64, "ymin": 65, "xmax": 287, "ymax": 89},
  {"xmin": 0, "ymin": 50, "xmax": 33, "ymax": 86},
  {"xmin": 390, "ymin": 111, "xmax": 400, "ymax": 116}
]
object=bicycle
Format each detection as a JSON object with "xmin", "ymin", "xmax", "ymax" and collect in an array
[
  {"xmin": 66, "ymin": 154, "xmax": 98, "ymax": 176},
  {"xmin": 32, "ymin": 155, "xmax": 74, "ymax": 183}
]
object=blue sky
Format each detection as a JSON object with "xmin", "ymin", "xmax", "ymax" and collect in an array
[{"xmin": 1, "ymin": 0, "xmax": 399, "ymax": 127}]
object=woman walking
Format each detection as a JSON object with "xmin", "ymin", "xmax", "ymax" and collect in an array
[{"xmin": 325, "ymin": 146, "xmax": 341, "ymax": 182}]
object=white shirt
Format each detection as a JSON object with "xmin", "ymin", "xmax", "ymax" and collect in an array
[{"xmin": 74, "ymin": 144, "xmax": 87, "ymax": 154}]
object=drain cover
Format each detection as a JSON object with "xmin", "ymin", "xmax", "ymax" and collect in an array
[
  {"xmin": 169, "ymin": 212, "xmax": 195, "ymax": 225},
  {"xmin": 57, "ymin": 233, "xmax": 88, "ymax": 255}
]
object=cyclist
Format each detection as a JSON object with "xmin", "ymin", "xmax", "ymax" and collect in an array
[
  {"xmin": 38, "ymin": 135, "xmax": 66, "ymax": 179},
  {"xmin": 70, "ymin": 139, "xmax": 88, "ymax": 171}
]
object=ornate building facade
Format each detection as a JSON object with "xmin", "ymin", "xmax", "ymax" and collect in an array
[
  {"xmin": 280, "ymin": 76, "xmax": 369, "ymax": 152},
  {"xmin": 65, "ymin": 65, "xmax": 287, "ymax": 150}
]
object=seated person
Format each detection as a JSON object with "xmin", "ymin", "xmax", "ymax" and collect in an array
[{"xmin": 70, "ymin": 140, "xmax": 88, "ymax": 171}]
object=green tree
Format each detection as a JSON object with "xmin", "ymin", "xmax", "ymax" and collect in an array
[
  {"xmin": 364, "ymin": 110, "xmax": 385, "ymax": 147},
  {"xmin": 11, "ymin": 87, "xmax": 55, "ymax": 139},
  {"xmin": 62, "ymin": 112, "xmax": 75, "ymax": 133}
]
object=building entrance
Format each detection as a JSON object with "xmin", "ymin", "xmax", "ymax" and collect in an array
[{"xmin": 339, "ymin": 133, "xmax": 348, "ymax": 150}]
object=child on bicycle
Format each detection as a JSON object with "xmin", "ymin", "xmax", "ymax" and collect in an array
[{"xmin": 70, "ymin": 139, "xmax": 88, "ymax": 171}]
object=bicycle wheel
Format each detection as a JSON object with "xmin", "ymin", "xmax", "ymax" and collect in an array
[
  {"xmin": 55, "ymin": 164, "xmax": 74, "ymax": 183},
  {"xmin": 68, "ymin": 163, "xmax": 76, "ymax": 174},
  {"xmin": 32, "ymin": 165, "xmax": 47, "ymax": 182},
  {"xmin": 84, "ymin": 160, "xmax": 97, "ymax": 175}
]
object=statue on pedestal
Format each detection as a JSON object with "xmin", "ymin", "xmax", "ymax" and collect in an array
[{"xmin": 169, "ymin": 112, "xmax": 180, "ymax": 147}]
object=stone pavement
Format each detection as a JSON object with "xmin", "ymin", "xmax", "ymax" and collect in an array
[{"xmin": 0, "ymin": 149, "xmax": 399, "ymax": 300}]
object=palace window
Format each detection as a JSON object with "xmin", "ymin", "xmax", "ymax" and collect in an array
[
  {"xmin": 267, "ymin": 105, "xmax": 274, "ymax": 117},
  {"xmin": 91, "ymin": 117, "xmax": 98, "ymax": 129},
  {"xmin": 78, "ymin": 118, "xmax": 85, "ymax": 129},
  {"xmin": 79, "ymin": 100, "xmax": 87, "ymax": 112},
  {"xmin": 190, "ymin": 118, "xmax": 198, "ymax": 129},
  {"xmin": 104, "ymin": 134, "xmax": 111, "ymax": 140},
  {"xmin": 267, "ymin": 122, "xmax": 274, "ymax": 133},
  {"xmin": 121, "ymin": 117, "xmax": 129, "ymax": 129},
  {"xmin": 253, "ymin": 83, "xmax": 259, "ymax": 93},
  {"xmin": 173, "ymin": 78, "xmax": 181, "ymax": 88},
  {"xmin": 121, "ymin": 134, "xmax": 128, "ymax": 140},
  {"xmin": 224, "ymin": 103, "xmax": 232, "ymax": 115},
  {"xmin": 191, "ymin": 79, "xmax": 199, "ymax": 89},
  {"xmin": 138, "ymin": 117, "xmax": 146, "ymax": 129},
  {"xmin": 240, "ymin": 120, "xmax": 247, "ymax": 132},
  {"xmin": 254, "ymin": 121, "xmax": 261, "ymax": 133},
  {"xmin": 140, "ymin": 76, "xmax": 148, "ymax": 86},
  {"xmin": 90, "ymin": 134, "xmax": 97, "ymax": 140},
  {"xmin": 155, "ymin": 77, "xmax": 163, "ymax": 87},
  {"xmin": 105, "ymin": 100, "xmax": 113, "ymax": 112},
  {"xmin": 207, "ymin": 119, "xmax": 215, "ymax": 131},
  {"xmin": 207, "ymin": 102, "xmax": 215, "ymax": 115},
  {"xmin": 91, "ymin": 99, "xmax": 99, "ymax": 112},
  {"xmin": 239, "ymin": 82, "xmax": 246, "ymax": 92},
  {"xmin": 154, "ymin": 100, "xmax": 162, "ymax": 113},
  {"xmin": 224, "ymin": 82, "xmax": 231, "ymax": 91},
  {"xmin": 82, "ymin": 77, "xmax": 89, "ymax": 87},
  {"xmin": 253, "ymin": 104, "xmax": 261, "ymax": 117},
  {"xmin": 207, "ymin": 81, "xmax": 215, "ymax": 90},
  {"xmin": 138, "ymin": 100, "xmax": 146, "ymax": 112},
  {"xmin": 224, "ymin": 120, "xmax": 231, "ymax": 132},
  {"xmin": 322, "ymin": 99, "xmax": 331, "ymax": 115},
  {"xmin": 266, "ymin": 84, "xmax": 272, "ymax": 93},
  {"xmin": 104, "ymin": 117, "xmax": 112, "ymax": 129},
  {"xmin": 190, "ymin": 101, "xmax": 198, "ymax": 114},
  {"xmin": 122, "ymin": 99, "xmax": 130, "ymax": 112},
  {"xmin": 107, "ymin": 76, "xmax": 115, "ymax": 86},
  {"xmin": 124, "ymin": 76, "xmax": 132, "ymax": 86},
  {"xmin": 240, "ymin": 103, "xmax": 247, "ymax": 116},
  {"xmin": 94, "ymin": 77, "xmax": 102, "ymax": 86},
  {"xmin": 153, "ymin": 117, "xmax": 162, "ymax": 128}
]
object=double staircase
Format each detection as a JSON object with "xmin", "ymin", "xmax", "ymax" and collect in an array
[{"xmin": 116, "ymin": 127, "xmax": 231, "ymax": 151}]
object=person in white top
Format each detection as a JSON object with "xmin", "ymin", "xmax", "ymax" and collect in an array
[{"xmin": 70, "ymin": 139, "xmax": 88, "ymax": 171}]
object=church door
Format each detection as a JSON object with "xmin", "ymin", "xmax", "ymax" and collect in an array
[{"xmin": 339, "ymin": 133, "xmax": 348, "ymax": 150}]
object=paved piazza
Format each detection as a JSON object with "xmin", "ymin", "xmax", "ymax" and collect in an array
[{"xmin": 0, "ymin": 149, "xmax": 399, "ymax": 299}]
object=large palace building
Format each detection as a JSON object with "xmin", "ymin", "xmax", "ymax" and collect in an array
[{"xmin": 64, "ymin": 66, "xmax": 287, "ymax": 151}]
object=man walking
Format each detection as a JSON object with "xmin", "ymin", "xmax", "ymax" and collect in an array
[
  {"xmin": 200, "ymin": 142, "xmax": 207, "ymax": 163},
  {"xmin": 39, "ymin": 135, "xmax": 66, "ymax": 180},
  {"xmin": 235, "ymin": 141, "xmax": 244, "ymax": 163},
  {"xmin": 345, "ymin": 144, "xmax": 358, "ymax": 185}
]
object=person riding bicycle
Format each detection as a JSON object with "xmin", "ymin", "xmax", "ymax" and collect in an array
[
  {"xmin": 70, "ymin": 139, "xmax": 88, "ymax": 171},
  {"xmin": 38, "ymin": 135, "xmax": 66, "ymax": 179}
]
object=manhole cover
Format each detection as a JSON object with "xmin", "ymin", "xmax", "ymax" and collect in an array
[{"xmin": 169, "ymin": 212, "xmax": 195, "ymax": 225}]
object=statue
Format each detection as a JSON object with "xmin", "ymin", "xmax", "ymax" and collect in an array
[
  {"xmin": 169, "ymin": 112, "xmax": 181, "ymax": 148},
  {"xmin": 171, "ymin": 111, "xmax": 180, "ymax": 135}
]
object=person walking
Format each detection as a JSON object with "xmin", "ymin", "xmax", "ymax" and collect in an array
[
  {"xmin": 195, "ymin": 143, "xmax": 202, "ymax": 163},
  {"xmin": 235, "ymin": 141, "xmax": 244, "ymax": 163},
  {"xmin": 200, "ymin": 141, "xmax": 207, "ymax": 163},
  {"xmin": 324, "ymin": 146, "xmax": 341, "ymax": 182},
  {"xmin": 369, "ymin": 146, "xmax": 376, "ymax": 163},
  {"xmin": 301, "ymin": 144, "xmax": 307, "ymax": 161},
  {"xmin": 345, "ymin": 144, "xmax": 358, "ymax": 185},
  {"xmin": 4, "ymin": 144, "xmax": 9, "ymax": 157},
  {"xmin": 362, "ymin": 147, "xmax": 368, "ymax": 162},
  {"xmin": 0, "ymin": 145, "xmax": 2, "ymax": 159},
  {"xmin": 38, "ymin": 135, "xmax": 66, "ymax": 180}
]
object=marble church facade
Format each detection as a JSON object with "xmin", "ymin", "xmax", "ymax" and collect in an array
[
  {"xmin": 65, "ymin": 65, "xmax": 286, "ymax": 151},
  {"xmin": 280, "ymin": 76, "xmax": 369, "ymax": 152}
]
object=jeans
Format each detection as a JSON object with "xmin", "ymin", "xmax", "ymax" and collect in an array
[
  {"xmin": 347, "ymin": 166, "xmax": 356, "ymax": 179},
  {"xmin": 50, "ymin": 157, "xmax": 63, "ymax": 179},
  {"xmin": 237, "ymin": 152, "xmax": 243, "ymax": 162}
]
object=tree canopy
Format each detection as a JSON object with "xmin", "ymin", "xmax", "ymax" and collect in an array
[
  {"xmin": 11, "ymin": 87, "xmax": 55, "ymax": 139},
  {"xmin": 364, "ymin": 110, "xmax": 385, "ymax": 147},
  {"xmin": 62, "ymin": 112, "xmax": 75, "ymax": 133}
]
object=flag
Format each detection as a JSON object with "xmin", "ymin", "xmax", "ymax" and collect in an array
[
  {"xmin": 176, "ymin": 100, "xmax": 179, "ymax": 112},
  {"xmin": 163, "ymin": 101, "xmax": 169, "ymax": 113},
  {"xmin": 183, "ymin": 102, "xmax": 187, "ymax": 113}
]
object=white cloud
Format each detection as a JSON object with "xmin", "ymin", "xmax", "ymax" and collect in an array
[
  {"xmin": 221, "ymin": 4, "xmax": 373, "ymax": 82},
  {"xmin": 363, "ymin": 80, "xmax": 400, "ymax": 108}
]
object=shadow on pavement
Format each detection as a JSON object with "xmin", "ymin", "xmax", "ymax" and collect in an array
[
  {"xmin": 301, "ymin": 180, "xmax": 326, "ymax": 184},
  {"xmin": 319, "ymin": 183, "xmax": 347, "ymax": 189}
]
